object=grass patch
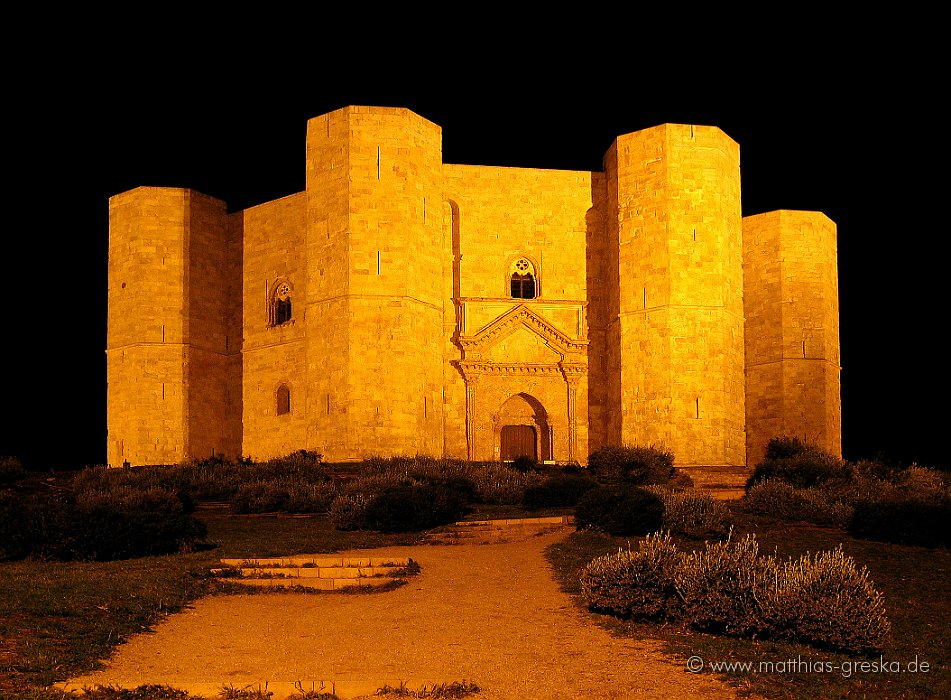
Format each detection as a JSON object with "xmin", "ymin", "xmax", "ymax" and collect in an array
[{"xmin": 546, "ymin": 507, "xmax": 950, "ymax": 699}]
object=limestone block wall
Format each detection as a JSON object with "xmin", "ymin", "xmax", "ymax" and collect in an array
[
  {"xmin": 744, "ymin": 210, "xmax": 841, "ymax": 466},
  {"xmin": 444, "ymin": 164, "xmax": 593, "ymax": 304},
  {"xmin": 305, "ymin": 106, "xmax": 446, "ymax": 459},
  {"xmin": 444, "ymin": 164, "xmax": 593, "ymax": 462},
  {"xmin": 583, "ymin": 175, "xmax": 610, "ymax": 454},
  {"xmin": 107, "ymin": 188, "xmax": 239, "ymax": 466},
  {"xmin": 605, "ymin": 124, "xmax": 745, "ymax": 466},
  {"xmin": 184, "ymin": 190, "xmax": 241, "ymax": 461},
  {"xmin": 239, "ymin": 193, "xmax": 307, "ymax": 460}
]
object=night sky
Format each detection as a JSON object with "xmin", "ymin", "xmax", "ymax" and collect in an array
[{"xmin": 3, "ymin": 40, "xmax": 945, "ymax": 471}]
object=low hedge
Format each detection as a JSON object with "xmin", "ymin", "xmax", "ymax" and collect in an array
[
  {"xmin": 363, "ymin": 484, "xmax": 468, "ymax": 532},
  {"xmin": 746, "ymin": 437, "xmax": 851, "ymax": 490},
  {"xmin": 847, "ymin": 498, "xmax": 951, "ymax": 548},
  {"xmin": 587, "ymin": 445, "xmax": 675, "ymax": 486},
  {"xmin": 574, "ymin": 485, "xmax": 664, "ymax": 536},
  {"xmin": 0, "ymin": 490, "xmax": 206, "ymax": 561},
  {"xmin": 522, "ymin": 475, "xmax": 598, "ymax": 510}
]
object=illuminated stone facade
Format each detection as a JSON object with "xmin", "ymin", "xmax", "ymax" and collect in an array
[{"xmin": 106, "ymin": 106, "xmax": 841, "ymax": 475}]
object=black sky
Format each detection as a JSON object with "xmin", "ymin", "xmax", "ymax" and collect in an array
[{"xmin": 2, "ymin": 35, "xmax": 945, "ymax": 471}]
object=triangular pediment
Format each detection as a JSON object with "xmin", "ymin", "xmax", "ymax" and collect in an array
[{"xmin": 460, "ymin": 304, "xmax": 587, "ymax": 360}]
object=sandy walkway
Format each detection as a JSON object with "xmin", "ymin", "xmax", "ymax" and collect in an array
[{"xmin": 64, "ymin": 531, "xmax": 744, "ymax": 699}]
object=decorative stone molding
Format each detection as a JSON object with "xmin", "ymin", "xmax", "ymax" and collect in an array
[{"xmin": 460, "ymin": 304, "xmax": 588, "ymax": 357}]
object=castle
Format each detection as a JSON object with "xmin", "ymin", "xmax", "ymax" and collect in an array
[{"xmin": 107, "ymin": 106, "xmax": 841, "ymax": 482}]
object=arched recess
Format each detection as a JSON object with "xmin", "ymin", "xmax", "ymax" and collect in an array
[
  {"xmin": 276, "ymin": 384, "xmax": 291, "ymax": 416},
  {"xmin": 496, "ymin": 392, "xmax": 551, "ymax": 461},
  {"xmin": 445, "ymin": 199, "xmax": 462, "ymax": 332}
]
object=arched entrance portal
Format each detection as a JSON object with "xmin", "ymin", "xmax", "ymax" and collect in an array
[{"xmin": 496, "ymin": 393, "xmax": 551, "ymax": 462}]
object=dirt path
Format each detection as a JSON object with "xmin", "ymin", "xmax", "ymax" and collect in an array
[{"xmin": 64, "ymin": 531, "xmax": 746, "ymax": 699}]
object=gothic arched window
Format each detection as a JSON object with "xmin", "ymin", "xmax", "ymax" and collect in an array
[
  {"xmin": 276, "ymin": 384, "xmax": 291, "ymax": 416},
  {"xmin": 510, "ymin": 258, "xmax": 537, "ymax": 299},
  {"xmin": 270, "ymin": 281, "xmax": 293, "ymax": 325}
]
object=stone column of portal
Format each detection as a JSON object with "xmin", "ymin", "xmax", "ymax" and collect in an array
[
  {"xmin": 107, "ymin": 187, "xmax": 237, "ymax": 466},
  {"xmin": 605, "ymin": 124, "xmax": 746, "ymax": 467},
  {"xmin": 744, "ymin": 210, "xmax": 841, "ymax": 467},
  {"xmin": 305, "ymin": 106, "xmax": 446, "ymax": 460}
]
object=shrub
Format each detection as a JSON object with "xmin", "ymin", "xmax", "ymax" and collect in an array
[
  {"xmin": 580, "ymin": 529, "xmax": 893, "ymax": 655},
  {"xmin": 674, "ymin": 531, "xmax": 777, "ymax": 636},
  {"xmin": 265, "ymin": 449, "xmax": 324, "ymax": 470},
  {"xmin": 763, "ymin": 436, "xmax": 813, "ymax": 460},
  {"xmin": 284, "ymin": 480, "xmax": 339, "ymax": 513},
  {"xmin": 363, "ymin": 485, "xmax": 467, "ymax": 532},
  {"xmin": 890, "ymin": 465, "xmax": 950, "ymax": 504},
  {"xmin": 580, "ymin": 532, "xmax": 683, "ymax": 620},
  {"xmin": 329, "ymin": 493, "xmax": 373, "ymax": 531},
  {"xmin": 747, "ymin": 438, "xmax": 850, "ymax": 490},
  {"xmin": 574, "ymin": 485, "xmax": 664, "ymax": 536},
  {"xmin": 229, "ymin": 481, "xmax": 290, "ymax": 514},
  {"xmin": 511, "ymin": 455, "xmax": 538, "ymax": 473},
  {"xmin": 587, "ymin": 445, "xmax": 675, "ymax": 486},
  {"xmin": 0, "ymin": 456, "xmax": 25, "ymax": 484},
  {"xmin": 76, "ymin": 485, "xmax": 193, "ymax": 514},
  {"xmin": 522, "ymin": 475, "xmax": 598, "ymax": 510},
  {"xmin": 660, "ymin": 489, "xmax": 731, "ymax": 538},
  {"xmin": 466, "ymin": 462, "xmax": 542, "ymax": 504},
  {"xmin": 0, "ymin": 490, "xmax": 206, "ymax": 561},
  {"xmin": 763, "ymin": 547, "xmax": 891, "ymax": 654},
  {"xmin": 413, "ymin": 475, "xmax": 478, "ymax": 503},
  {"xmin": 743, "ymin": 479, "xmax": 852, "ymax": 528},
  {"xmin": 360, "ymin": 456, "xmax": 542, "ymax": 505},
  {"xmin": 847, "ymin": 498, "xmax": 951, "ymax": 548}
]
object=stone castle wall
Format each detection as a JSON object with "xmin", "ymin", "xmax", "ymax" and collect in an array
[{"xmin": 106, "ymin": 106, "xmax": 842, "ymax": 471}]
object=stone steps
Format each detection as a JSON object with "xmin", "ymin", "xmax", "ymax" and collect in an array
[
  {"xmin": 678, "ymin": 465, "xmax": 750, "ymax": 500},
  {"xmin": 213, "ymin": 555, "xmax": 417, "ymax": 591}
]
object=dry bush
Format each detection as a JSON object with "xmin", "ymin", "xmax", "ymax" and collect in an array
[
  {"xmin": 580, "ymin": 531, "xmax": 683, "ymax": 620},
  {"xmin": 763, "ymin": 547, "xmax": 891, "ymax": 654},
  {"xmin": 743, "ymin": 479, "xmax": 852, "ymax": 528},
  {"xmin": 328, "ymin": 493, "xmax": 373, "ymax": 531},
  {"xmin": 660, "ymin": 489, "xmax": 731, "ymax": 538},
  {"xmin": 673, "ymin": 531, "xmax": 778, "ymax": 636}
]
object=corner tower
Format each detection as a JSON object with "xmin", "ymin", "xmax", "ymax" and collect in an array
[
  {"xmin": 604, "ymin": 124, "xmax": 746, "ymax": 466},
  {"xmin": 305, "ymin": 107, "xmax": 446, "ymax": 459},
  {"xmin": 106, "ymin": 188, "xmax": 242, "ymax": 466},
  {"xmin": 744, "ymin": 210, "xmax": 841, "ymax": 466}
]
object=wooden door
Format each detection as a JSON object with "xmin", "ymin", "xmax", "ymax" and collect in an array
[{"xmin": 500, "ymin": 425, "xmax": 537, "ymax": 461}]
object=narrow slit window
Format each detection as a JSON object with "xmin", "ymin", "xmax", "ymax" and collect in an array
[{"xmin": 276, "ymin": 385, "xmax": 291, "ymax": 416}]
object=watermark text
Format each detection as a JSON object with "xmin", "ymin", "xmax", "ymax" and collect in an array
[{"xmin": 685, "ymin": 654, "xmax": 931, "ymax": 679}]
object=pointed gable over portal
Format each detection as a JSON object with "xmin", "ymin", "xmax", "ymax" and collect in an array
[{"xmin": 456, "ymin": 304, "xmax": 588, "ymax": 463}]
